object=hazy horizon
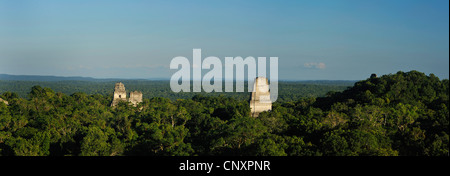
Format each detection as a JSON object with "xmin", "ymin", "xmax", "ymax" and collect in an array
[
  {"xmin": 0, "ymin": 73, "xmax": 363, "ymax": 82},
  {"xmin": 1, "ymin": 0, "xmax": 449, "ymax": 80}
]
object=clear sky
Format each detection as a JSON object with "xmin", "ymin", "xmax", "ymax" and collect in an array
[{"xmin": 0, "ymin": 0, "xmax": 448, "ymax": 80}]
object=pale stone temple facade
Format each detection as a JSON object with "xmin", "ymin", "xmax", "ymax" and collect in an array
[
  {"xmin": 111, "ymin": 82, "xmax": 143, "ymax": 107},
  {"xmin": 129, "ymin": 91, "xmax": 143, "ymax": 107},
  {"xmin": 250, "ymin": 77, "xmax": 272, "ymax": 117}
]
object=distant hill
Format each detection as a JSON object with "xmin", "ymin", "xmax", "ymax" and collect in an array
[
  {"xmin": 0, "ymin": 74, "xmax": 358, "ymax": 84},
  {"xmin": 281, "ymin": 80, "xmax": 357, "ymax": 86},
  {"xmin": 0, "ymin": 74, "xmax": 102, "ymax": 82}
]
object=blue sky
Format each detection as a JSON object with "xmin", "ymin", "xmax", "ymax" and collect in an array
[{"xmin": 0, "ymin": 0, "xmax": 448, "ymax": 80}]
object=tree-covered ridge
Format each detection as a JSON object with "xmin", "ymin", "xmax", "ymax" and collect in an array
[{"xmin": 0, "ymin": 70, "xmax": 448, "ymax": 156}]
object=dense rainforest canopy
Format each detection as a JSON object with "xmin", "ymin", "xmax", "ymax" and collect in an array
[{"xmin": 0, "ymin": 70, "xmax": 448, "ymax": 156}]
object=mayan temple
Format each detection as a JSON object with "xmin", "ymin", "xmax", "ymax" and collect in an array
[
  {"xmin": 111, "ymin": 82, "xmax": 143, "ymax": 107},
  {"xmin": 249, "ymin": 77, "xmax": 272, "ymax": 117},
  {"xmin": 129, "ymin": 91, "xmax": 143, "ymax": 107}
]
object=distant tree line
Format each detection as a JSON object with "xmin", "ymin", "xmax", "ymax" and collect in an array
[
  {"xmin": 0, "ymin": 80, "xmax": 353, "ymax": 103},
  {"xmin": 0, "ymin": 70, "xmax": 448, "ymax": 156}
]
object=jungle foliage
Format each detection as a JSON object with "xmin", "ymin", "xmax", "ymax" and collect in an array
[{"xmin": 0, "ymin": 71, "xmax": 448, "ymax": 156}]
